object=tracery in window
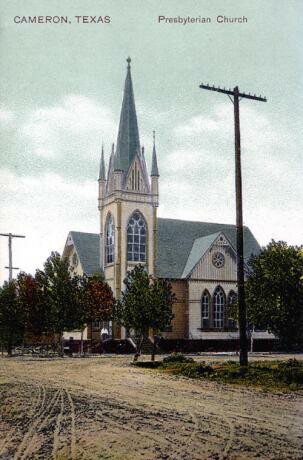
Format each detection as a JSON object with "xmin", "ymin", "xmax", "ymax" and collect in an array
[
  {"xmin": 201, "ymin": 290, "xmax": 210, "ymax": 328},
  {"xmin": 127, "ymin": 211, "xmax": 147, "ymax": 262},
  {"xmin": 213, "ymin": 286, "xmax": 225, "ymax": 328},
  {"xmin": 105, "ymin": 214, "xmax": 115, "ymax": 264}
]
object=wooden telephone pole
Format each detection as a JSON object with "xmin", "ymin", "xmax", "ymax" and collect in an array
[
  {"xmin": 199, "ymin": 84, "xmax": 267, "ymax": 366},
  {"xmin": 0, "ymin": 233, "xmax": 26, "ymax": 281}
]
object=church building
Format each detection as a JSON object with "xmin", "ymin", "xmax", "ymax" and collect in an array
[{"xmin": 63, "ymin": 58, "xmax": 265, "ymax": 349}]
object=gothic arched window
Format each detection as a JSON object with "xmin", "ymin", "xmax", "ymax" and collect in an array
[
  {"xmin": 201, "ymin": 290, "xmax": 210, "ymax": 329},
  {"xmin": 127, "ymin": 211, "xmax": 147, "ymax": 262},
  {"xmin": 105, "ymin": 214, "xmax": 115, "ymax": 264},
  {"xmin": 213, "ymin": 286, "xmax": 225, "ymax": 329}
]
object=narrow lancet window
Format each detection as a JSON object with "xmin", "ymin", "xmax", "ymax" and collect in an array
[
  {"xmin": 201, "ymin": 291, "xmax": 210, "ymax": 328},
  {"xmin": 105, "ymin": 214, "xmax": 115, "ymax": 264},
  {"xmin": 213, "ymin": 286, "xmax": 225, "ymax": 328}
]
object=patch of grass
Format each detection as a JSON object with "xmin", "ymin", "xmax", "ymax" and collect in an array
[
  {"xmin": 139, "ymin": 357, "xmax": 303, "ymax": 391},
  {"xmin": 162, "ymin": 353, "xmax": 194, "ymax": 364}
]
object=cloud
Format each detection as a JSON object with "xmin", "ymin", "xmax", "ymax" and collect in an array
[
  {"xmin": 0, "ymin": 108, "xmax": 15, "ymax": 125},
  {"xmin": 158, "ymin": 104, "xmax": 302, "ymax": 246},
  {"xmin": 0, "ymin": 168, "xmax": 98, "ymax": 283},
  {"xmin": 0, "ymin": 100, "xmax": 301, "ymax": 285},
  {"xmin": 18, "ymin": 95, "xmax": 116, "ymax": 161}
]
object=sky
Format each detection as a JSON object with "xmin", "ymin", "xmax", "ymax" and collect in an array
[{"xmin": 0, "ymin": 0, "xmax": 302, "ymax": 283}]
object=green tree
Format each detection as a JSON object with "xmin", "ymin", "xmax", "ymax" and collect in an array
[
  {"xmin": 228, "ymin": 241, "xmax": 303, "ymax": 350},
  {"xmin": 0, "ymin": 281, "xmax": 25, "ymax": 355},
  {"xmin": 36, "ymin": 252, "xmax": 82, "ymax": 354},
  {"xmin": 116, "ymin": 265, "xmax": 175, "ymax": 361}
]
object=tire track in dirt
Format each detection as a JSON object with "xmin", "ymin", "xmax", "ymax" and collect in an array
[
  {"xmin": 21, "ymin": 389, "xmax": 62, "ymax": 460},
  {"xmin": 93, "ymin": 410, "xmax": 172, "ymax": 458},
  {"xmin": 0, "ymin": 382, "xmax": 44, "ymax": 458},
  {"xmin": 92, "ymin": 397, "xmax": 205, "ymax": 459},
  {"xmin": 219, "ymin": 409, "xmax": 235, "ymax": 459},
  {"xmin": 2, "ymin": 357, "xmax": 303, "ymax": 459},
  {"xmin": 13, "ymin": 388, "xmax": 60, "ymax": 460},
  {"xmin": 168, "ymin": 410, "xmax": 201, "ymax": 460},
  {"xmin": 51, "ymin": 389, "xmax": 64, "ymax": 460},
  {"xmin": 66, "ymin": 388, "xmax": 77, "ymax": 460}
]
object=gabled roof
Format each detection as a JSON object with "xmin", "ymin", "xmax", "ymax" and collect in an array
[
  {"xmin": 69, "ymin": 231, "xmax": 100, "ymax": 275},
  {"xmin": 181, "ymin": 232, "xmax": 221, "ymax": 278},
  {"xmin": 114, "ymin": 57, "xmax": 140, "ymax": 174},
  {"xmin": 156, "ymin": 218, "xmax": 260, "ymax": 278},
  {"xmin": 66, "ymin": 218, "xmax": 260, "ymax": 279}
]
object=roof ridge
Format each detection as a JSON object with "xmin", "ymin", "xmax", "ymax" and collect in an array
[
  {"xmin": 70, "ymin": 231, "xmax": 99, "ymax": 236},
  {"xmin": 157, "ymin": 217, "xmax": 237, "ymax": 227}
]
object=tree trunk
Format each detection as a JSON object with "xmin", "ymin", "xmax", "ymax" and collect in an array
[
  {"xmin": 133, "ymin": 334, "xmax": 144, "ymax": 362},
  {"xmin": 58, "ymin": 333, "xmax": 64, "ymax": 357},
  {"xmin": 7, "ymin": 336, "xmax": 13, "ymax": 357},
  {"xmin": 80, "ymin": 329, "xmax": 84, "ymax": 357},
  {"xmin": 151, "ymin": 332, "xmax": 157, "ymax": 362},
  {"xmin": 250, "ymin": 325, "xmax": 255, "ymax": 352}
]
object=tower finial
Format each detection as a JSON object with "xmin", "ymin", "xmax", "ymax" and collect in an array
[
  {"xmin": 127, "ymin": 56, "xmax": 131, "ymax": 68},
  {"xmin": 99, "ymin": 143, "xmax": 106, "ymax": 181},
  {"xmin": 151, "ymin": 130, "xmax": 159, "ymax": 177}
]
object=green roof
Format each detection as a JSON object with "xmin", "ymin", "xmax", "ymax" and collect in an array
[
  {"xmin": 70, "ymin": 231, "xmax": 100, "ymax": 275},
  {"xmin": 156, "ymin": 218, "xmax": 260, "ymax": 278},
  {"xmin": 69, "ymin": 218, "xmax": 260, "ymax": 278},
  {"xmin": 181, "ymin": 232, "xmax": 222, "ymax": 278}
]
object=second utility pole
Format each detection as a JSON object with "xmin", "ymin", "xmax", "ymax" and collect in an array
[
  {"xmin": 0, "ymin": 232, "xmax": 26, "ymax": 281},
  {"xmin": 199, "ymin": 83, "xmax": 267, "ymax": 366}
]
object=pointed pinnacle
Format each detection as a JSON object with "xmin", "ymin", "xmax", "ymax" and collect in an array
[
  {"xmin": 99, "ymin": 144, "xmax": 106, "ymax": 181},
  {"xmin": 151, "ymin": 131, "xmax": 159, "ymax": 177}
]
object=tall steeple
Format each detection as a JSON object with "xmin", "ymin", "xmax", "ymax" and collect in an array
[
  {"xmin": 114, "ymin": 57, "xmax": 140, "ymax": 173},
  {"xmin": 98, "ymin": 144, "xmax": 106, "ymax": 181},
  {"xmin": 151, "ymin": 131, "xmax": 159, "ymax": 177}
]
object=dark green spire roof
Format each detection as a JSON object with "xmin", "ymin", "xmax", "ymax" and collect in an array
[
  {"xmin": 114, "ymin": 57, "xmax": 140, "ymax": 173},
  {"xmin": 151, "ymin": 131, "xmax": 159, "ymax": 177},
  {"xmin": 98, "ymin": 144, "xmax": 106, "ymax": 181}
]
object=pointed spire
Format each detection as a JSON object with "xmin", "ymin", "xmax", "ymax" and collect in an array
[
  {"xmin": 151, "ymin": 130, "xmax": 159, "ymax": 177},
  {"xmin": 114, "ymin": 57, "xmax": 140, "ymax": 172},
  {"xmin": 99, "ymin": 144, "xmax": 106, "ymax": 181}
]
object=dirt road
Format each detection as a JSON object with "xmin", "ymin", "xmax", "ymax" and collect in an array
[{"xmin": 0, "ymin": 356, "xmax": 302, "ymax": 459}]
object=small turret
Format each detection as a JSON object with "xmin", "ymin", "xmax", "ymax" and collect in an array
[{"xmin": 151, "ymin": 131, "xmax": 159, "ymax": 207}]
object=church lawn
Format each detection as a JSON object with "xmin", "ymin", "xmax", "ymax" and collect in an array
[
  {"xmin": 134, "ymin": 355, "xmax": 303, "ymax": 392},
  {"xmin": 0, "ymin": 355, "xmax": 302, "ymax": 459}
]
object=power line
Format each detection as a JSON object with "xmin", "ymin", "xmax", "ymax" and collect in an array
[
  {"xmin": 0, "ymin": 233, "xmax": 26, "ymax": 281},
  {"xmin": 199, "ymin": 84, "xmax": 267, "ymax": 366}
]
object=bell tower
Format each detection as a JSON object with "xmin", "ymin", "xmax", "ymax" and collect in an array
[{"xmin": 98, "ymin": 58, "xmax": 160, "ymax": 306}]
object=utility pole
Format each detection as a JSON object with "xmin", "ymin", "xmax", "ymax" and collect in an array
[
  {"xmin": 0, "ymin": 233, "xmax": 26, "ymax": 281},
  {"xmin": 199, "ymin": 83, "xmax": 267, "ymax": 366}
]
